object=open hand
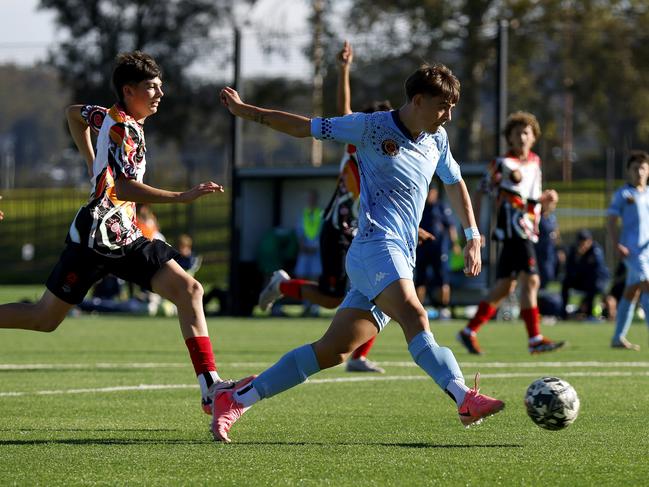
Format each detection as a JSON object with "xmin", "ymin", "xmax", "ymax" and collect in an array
[{"xmin": 178, "ymin": 182, "xmax": 224, "ymax": 203}]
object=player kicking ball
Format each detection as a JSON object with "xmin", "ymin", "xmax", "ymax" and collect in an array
[{"xmin": 215, "ymin": 63, "xmax": 505, "ymax": 443}]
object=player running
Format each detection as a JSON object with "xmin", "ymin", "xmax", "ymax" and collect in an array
[
  {"xmin": 215, "ymin": 62, "xmax": 505, "ymax": 443},
  {"xmin": 0, "ymin": 51, "xmax": 229, "ymax": 415}
]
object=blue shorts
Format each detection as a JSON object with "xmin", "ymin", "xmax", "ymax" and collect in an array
[
  {"xmin": 625, "ymin": 252, "xmax": 649, "ymax": 286},
  {"xmin": 339, "ymin": 240, "xmax": 414, "ymax": 331}
]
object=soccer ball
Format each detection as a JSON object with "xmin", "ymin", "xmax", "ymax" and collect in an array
[{"xmin": 524, "ymin": 377, "xmax": 580, "ymax": 430}]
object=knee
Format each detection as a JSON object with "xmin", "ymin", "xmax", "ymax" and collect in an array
[
  {"xmin": 188, "ymin": 278, "xmax": 204, "ymax": 301},
  {"xmin": 526, "ymin": 275, "xmax": 540, "ymax": 291},
  {"xmin": 175, "ymin": 277, "xmax": 204, "ymax": 303}
]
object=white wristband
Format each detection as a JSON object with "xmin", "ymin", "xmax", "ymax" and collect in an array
[{"xmin": 464, "ymin": 227, "xmax": 481, "ymax": 240}]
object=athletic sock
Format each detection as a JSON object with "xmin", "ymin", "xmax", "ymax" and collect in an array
[
  {"xmin": 185, "ymin": 336, "xmax": 220, "ymax": 399},
  {"xmin": 242, "ymin": 343, "xmax": 321, "ymax": 404},
  {"xmin": 613, "ymin": 298, "xmax": 636, "ymax": 341},
  {"xmin": 466, "ymin": 301, "xmax": 497, "ymax": 333},
  {"xmin": 351, "ymin": 336, "xmax": 376, "ymax": 360},
  {"xmin": 279, "ymin": 279, "xmax": 312, "ymax": 300},
  {"xmin": 408, "ymin": 330, "xmax": 467, "ymax": 405},
  {"xmin": 521, "ymin": 307, "xmax": 541, "ymax": 340}
]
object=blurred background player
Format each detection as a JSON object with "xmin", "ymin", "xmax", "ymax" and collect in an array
[
  {"xmin": 258, "ymin": 41, "xmax": 392, "ymax": 372},
  {"xmin": 457, "ymin": 111, "xmax": 565, "ymax": 355},
  {"xmin": 293, "ymin": 189, "xmax": 323, "ymax": 317},
  {"xmin": 560, "ymin": 229, "xmax": 609, "ymax": 321},
  {"xmin": 416, "ymin": 186, "xmax": 460, "ymax": 320},
  {"xmin": 608, "ymin": 150, "xmax": 649, "ymax": 351},
  {"xmin": 0, "ymin": 52, "xmax": 228, "ymax": 415}
]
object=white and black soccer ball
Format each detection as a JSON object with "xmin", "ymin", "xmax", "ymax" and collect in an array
[{"xmin": 524, "ymin": 377, "xmax": 580, "ymax": 430}]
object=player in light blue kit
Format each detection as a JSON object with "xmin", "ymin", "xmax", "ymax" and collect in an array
[
  {"xmin": 214, "ymin": 64, "xmax": 505, "ymax": 442},
  {"xmin": 608, "ymin": 150, "xmax": 649, "ymax": 351}
]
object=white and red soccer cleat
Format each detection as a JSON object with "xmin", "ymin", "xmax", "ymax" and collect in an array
[
  {"xmin": 211, "ymin": 375, "xmax": 257, "ymax": 443},
  {"xmin": 258, "ymin": 270, "xmax": 290, "ymax": 312},
  {"xmin": 457, "ymin": 373, "xmax": 505, "ymax": 427}
]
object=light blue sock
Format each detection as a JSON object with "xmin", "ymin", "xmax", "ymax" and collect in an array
[
  {"xmin": 613, "ymin": 298, "xmax": 635, "ymax": 341},
  {"xmin": 640, "ymin": 293, "xmax": 649, "ymax": 328},
  {"xmin": 408, "ymin": 330, "xmax": 464, "ymax": 391},
  {"xmin": 252, "ymin": 344, "xmax": 321, "ymax": 400}
]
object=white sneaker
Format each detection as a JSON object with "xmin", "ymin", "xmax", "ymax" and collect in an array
[
  {"xmin": 258, "ymin": 269, "xmax": 290, "ymax": 312},
  {"xmin": 346, "ymin": 358, "xmax": 385, "ymax": 373}
]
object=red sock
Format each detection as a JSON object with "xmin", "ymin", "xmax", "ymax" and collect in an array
[
  {"xmin": 467, "ymin": 301, "xmax": 497, "ymax": 333},
  {"xmin": 279, "ymin": 279, "xmax": 313, "ymax": 300},
  {"xmin": 352, "ymin": 336, "xmax": 376, "ymax": 359},
  {"xmin": 521, "ymin": 307, "xmax": 541, "ymax": 339},
  {"xmin": 185, "ymin": 336, "xmax": 216, "ymax": 375}
]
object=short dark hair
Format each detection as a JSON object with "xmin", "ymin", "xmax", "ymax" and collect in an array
[
  {"xmin": 627, "ymin": 150, "xmax": 649, "ymax": 168},
  {"xmin": 112, "ymin": 51, "xmax": 162, "ymax": 103},
  {"xmin": 503, "ymin": 111, "xmax": 541, "ymax": 140},
  {"xmin": 404, "ymin": 64, "xmax": 460, "ymax": 103}
]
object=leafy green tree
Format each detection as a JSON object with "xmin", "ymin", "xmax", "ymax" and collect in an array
[{"xmin": 39, "ymin": 0, "xmax": 245, "ymax": 183}]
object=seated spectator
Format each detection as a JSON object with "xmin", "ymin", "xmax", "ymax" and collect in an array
[
  {"xmin": 561, "ymin": 229, "xmax": 610, "ymax": 320},
  {"xmin": 175, "ymin": 234, "xmax": 201, "ymax": 275}
]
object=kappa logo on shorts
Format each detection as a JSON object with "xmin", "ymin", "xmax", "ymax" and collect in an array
[
  {"xmin": 381, "ymin": 139, "xmax": 400, "ymax": 157},
  {"xmin": 374, "ymin": 272, "xmax": 388, "ymax": 284}
]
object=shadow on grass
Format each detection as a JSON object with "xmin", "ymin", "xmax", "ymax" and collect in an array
[
  {"xmin": 234, "ymin": 441, "xmax": 524, "ymax": 449},
  {"xmin": 0, "ymin": 438, "xmax": 212, "ymax": 446},
  {"xmin": 0, "ymin": 428, "xmax": 180, "ymax": 432},
  {"xmin": 0, "ymin": 437, "xmax": 524, "ymax": 448}
]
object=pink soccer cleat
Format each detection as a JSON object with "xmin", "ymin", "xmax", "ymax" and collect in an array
[
  {"xmin": 202, "ymin": 379, "xmax": 236, "ymax": 415},
  {"xmin": 211, "ymin": 375, "xmax": 257, "ymax": 443},
  {"xmin": 457, "ymin": 373, "xmax": 505, "ymax": 428}
]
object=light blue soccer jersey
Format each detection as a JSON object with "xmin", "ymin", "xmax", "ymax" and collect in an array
[
  {"xmin": 311, "ymin": 110, "xmax": 462, "ymax": 266},
  {"xmin": 608, "ymin": 183, "xmax": 649, "ymax": 257}
]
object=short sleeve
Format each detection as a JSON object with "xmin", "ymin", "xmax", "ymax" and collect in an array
[
  {"xmin": 434, "ymin": 128, "xmax": 462, "ymax": 184},
  {"xmin": 81, "ymin": 105, "xmax": 108, "ymax": 134},
  {"xmin": 107, "ymin": 122, "xmax": 143, "ymax": 180},
  {"xmin": 311, "ymin": 113, "xmax": 367, "ymax": 146},
  {"xmin": 607, "ymin": 190, "xmax": 624, "ymax": 217}
]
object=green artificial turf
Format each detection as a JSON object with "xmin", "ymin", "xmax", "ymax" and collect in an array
[{"xmin": 1, "ymin": 295, "xmax": 648, "ymax": 486}]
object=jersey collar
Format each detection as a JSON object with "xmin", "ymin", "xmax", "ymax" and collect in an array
[{"xmin": 391, "ymin": 110, "xmax": 417, "ymax": 142}]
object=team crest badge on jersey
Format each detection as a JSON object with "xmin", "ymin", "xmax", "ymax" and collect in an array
[{"xmin": 381, "ymin": 139, "xmax": 400, "ymax": 157}]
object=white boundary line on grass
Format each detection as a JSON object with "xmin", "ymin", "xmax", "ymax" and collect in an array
[
  {"xmin": 1, "ymin": 370, "xmax": 649, "ymax": 398},
  {"xmin": 2, "ymin": 360, "xmax": 649, "ymax": 370}
]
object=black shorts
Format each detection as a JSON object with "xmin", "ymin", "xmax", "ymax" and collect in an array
[
  {"xmin": 317, "ymin": 223, "xmax": 351, "ymax": 299},
  {"xmin": 46, "ymin": 237, "xmax": 179, "ymax": 304},
  {"xmin": 496, "ymin": 238, "xmax": 539, "ymax": 279}
]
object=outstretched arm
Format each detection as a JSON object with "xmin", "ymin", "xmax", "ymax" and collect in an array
[
  {"xmin": 220, "ymin": 86, "xmax": 311, "ymax": 138},
  {"xmin": 114, "ymin": 177, "xmax": 223, "ymax": 205},
  {"xmin": 336, "ymin": 41, "xmax": 353, "ymax": 116},
  {"xmin": 66, "ymin": 105, "xmax": 95, "ymax": 177},
  {"xmin": 444, "ymin": 179, "xmax": 481, "ymax": 276}
]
